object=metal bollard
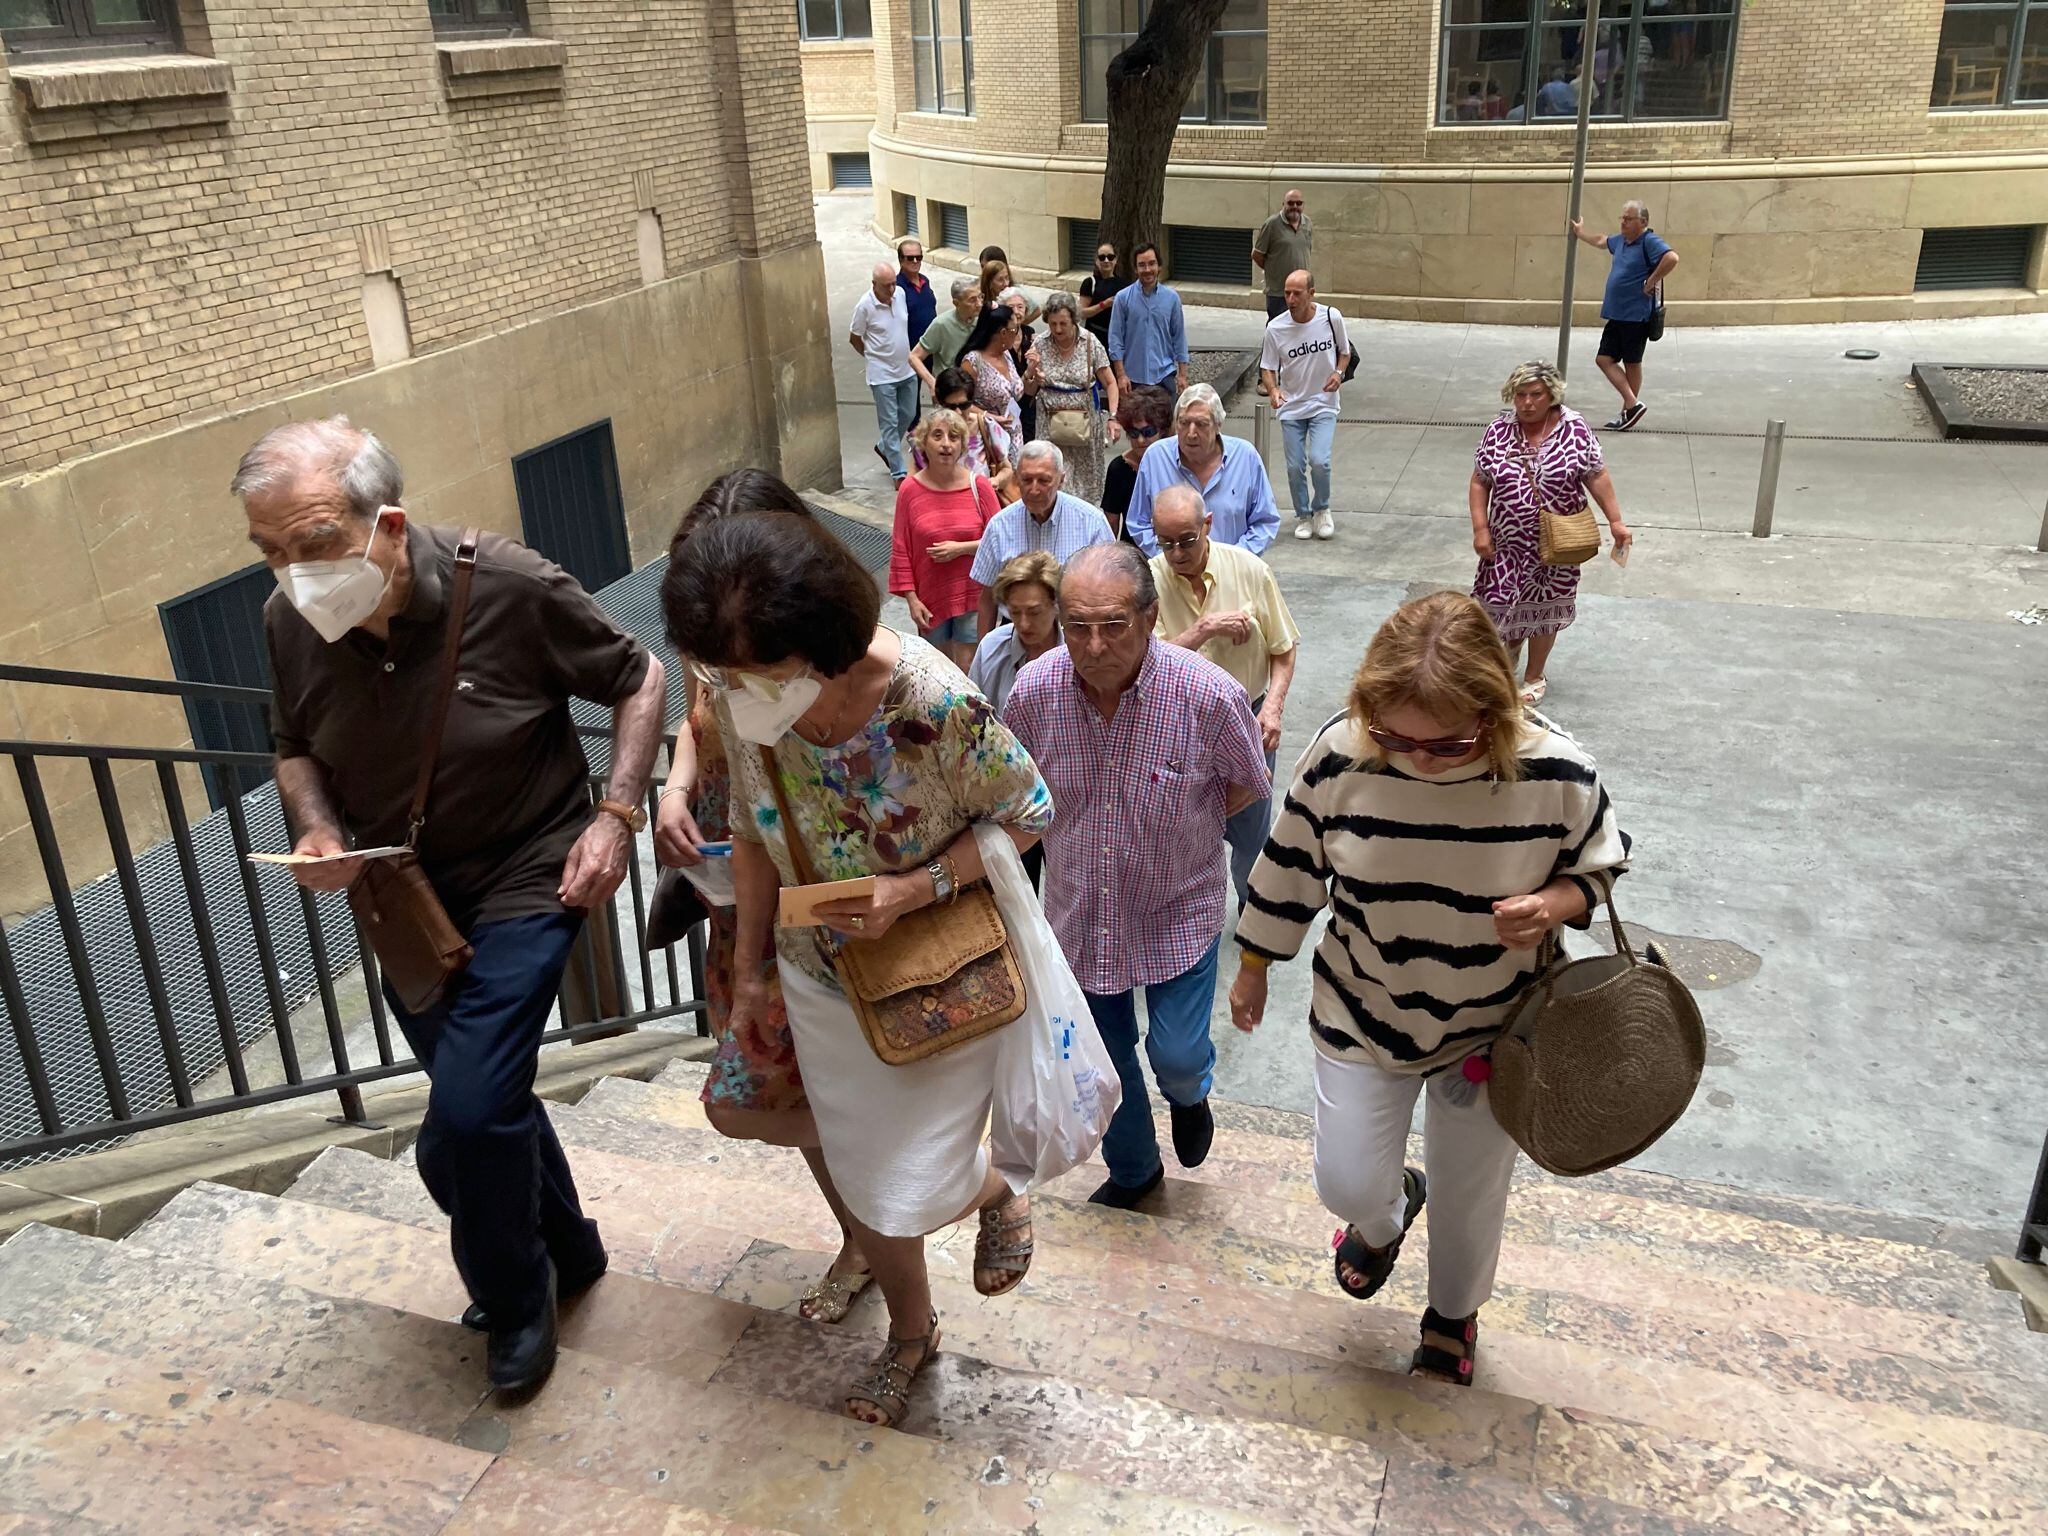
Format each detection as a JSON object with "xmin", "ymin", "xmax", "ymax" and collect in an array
[
  {"xmin": 1752, "ymin": 418, "xmax": 1786, "ymax": 539},
  {"xmin": 1253, "ymin": 391, "xmax": 1272, "ymax": 466}
]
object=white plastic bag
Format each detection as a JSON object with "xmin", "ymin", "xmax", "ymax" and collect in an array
[{"xmin": 975, "ymin": 822, "xmax": 1122, "ymax": 1191}]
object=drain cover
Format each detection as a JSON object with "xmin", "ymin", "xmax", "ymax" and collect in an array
[{"xmin": 1844, "ymin": 348, "xmax": 1880, "ymax": 360}]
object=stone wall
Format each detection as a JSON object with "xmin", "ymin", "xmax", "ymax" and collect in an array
[
  {"xmin": 857, "ymin": 0, "xmax": 2048, "ymax": 321},
  {"xmin": 801, "ymin": 38, "xmax": 878, "ymax": 191},
  {"xmin": 0, "ymin": 0, "xmax": 838, "ymax": 917}
]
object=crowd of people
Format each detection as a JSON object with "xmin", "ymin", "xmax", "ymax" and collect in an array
[{"xmin": 236, "ymin": 194, "xmax": 1655, "ymax": 1432}]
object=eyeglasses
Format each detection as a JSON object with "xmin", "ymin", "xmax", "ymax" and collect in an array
[
  {"xmin": 688, "ymin": 658, "xmax": 811, "ymax": 696},
  {"xmin": 1157, "ymin": 533, "xmax": 1204, "ymax": 554},
  {"xmin": 1366, "ymin": 719, "xmax": 1487, "ymax": 760},
  {"xmin": 903, "ymin": 254, "xmax": 923, "ymax": 263},
  {"xmin": 1095, "ymin": 252, "xmax": 1116, "ymax": 262},
  {"xmin": 1128, "ymin": 425, "xmax": 1160, "ymax": 439},
  {"xmin": 1062, "ymin": 616, "xmax": 1135, "ymax": 641}
]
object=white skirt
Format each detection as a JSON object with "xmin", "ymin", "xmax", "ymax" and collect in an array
[{"xmin": 777, "ymin": 956, "xmax": 1002, "ymax": 1237}]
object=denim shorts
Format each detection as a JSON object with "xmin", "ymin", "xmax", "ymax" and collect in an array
[{"xmin": 922, "ymin": 612, "xmax": 980, "ymax": 645}]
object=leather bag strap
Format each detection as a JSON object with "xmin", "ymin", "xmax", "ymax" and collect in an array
[
  {"xmin": 406, "ymin": 528, "xmax": 479, "ymax": 844},
  {"xmin": 757, "ymin": 744, "xmax": 821, "ymax": 888}
]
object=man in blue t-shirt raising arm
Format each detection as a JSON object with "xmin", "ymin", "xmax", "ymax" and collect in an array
[{"xmin": 1569, "ymin": 199, "xmax": 1678, "ymax": 432}]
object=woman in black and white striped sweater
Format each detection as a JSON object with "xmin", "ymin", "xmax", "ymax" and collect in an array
[{"xmin": 1229, "ymin": 591, "xmax": 1630, "ymax": 1386}]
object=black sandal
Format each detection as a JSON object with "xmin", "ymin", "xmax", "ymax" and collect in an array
[
  {"xmin": 1410, "ymin": 1306, "xmax": 1479, "ymax": 1386},
  {"xmin": 1331, "ymin": 1165, "xmax": 1426, "ymax": 1301}
]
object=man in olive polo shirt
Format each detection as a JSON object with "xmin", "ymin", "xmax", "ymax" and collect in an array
[
  {"xmin": 1252, "ymin": 189, "xmax": 1313, "ymax": 321},
  {"xmin": 235, "ymin": 416, "xmax": 667, "ymax": 1395},
  {"xmin": 1148, "ymin": 484, "xmax": 1299, "ymax": 907}
]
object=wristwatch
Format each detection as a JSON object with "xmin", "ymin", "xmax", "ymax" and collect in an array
[
  {"xmin": 596, "ymin": 798, "xmax": 648, "ymax": 833},
  {"xmin": 926, "ymin": 856, "xmax": 958, "ymax": 905}
]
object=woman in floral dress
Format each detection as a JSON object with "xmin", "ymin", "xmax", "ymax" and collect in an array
[
  {"xmin": 664, "ymin": 491, "xmax": 1054, "ymax": 1432},
  {"xmin": 1028, "ymin": 292, "xmax": 1119, "ymax": 506},
  {"xmin": 1467, "ymin": 361, "xmax": 1633, "ymax": 704},
  {"xmin": 959, "ymin": 303, "xmax": 1030, "ymax": 449}
]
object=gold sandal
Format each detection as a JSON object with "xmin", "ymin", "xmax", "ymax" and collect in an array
[
  {"xmin": 843, "ymin": 1311, "xmax": 941, "ymax": 1427},
  {"xmin": 798, "ymin": 1264, "xmax": 874, "ymax": 1324},
  {"xmin": 974, "ymin": 1195, "xmax": 1033, "ymax": 1297}
]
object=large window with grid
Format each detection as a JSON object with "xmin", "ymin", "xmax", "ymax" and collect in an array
[
  {"xmin": 0, "ymin": 0, "xmax": 180, "ymax": 55},
  {"xmin": 798, "ymin": 0, "xmax": 870, "ymax": 42},
  {"xmin": 1437, "ymin": 2, "xmax": 1737, "ymax": 125},
  {"xmin": 1931, "ymin": 2, "xmax": 2048, "ymax": 108},
  {"xmin": 1079, "ymin": 0, "xmax": 1266, "ymax": 125},
  {"xmin": 908, "ymin": 0, "xmax": 973, "ymax": 115},
  {"xmin": 427, "ymin": 0, "xmax": 529, "ymax": 36}
]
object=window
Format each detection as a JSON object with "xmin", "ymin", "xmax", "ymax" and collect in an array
[
  {"xmin": 427, "ymin": 0, "xmax": 529, "ymax": 38},
  {"xmin": 1915, "ymin": 225, "xmax": 2037, "ymax": 289},
  {"xmin": 909, "ymin": 0, "xmax": 973, "ymax": 115},
  {"xmin": 513, "ymin": 422, "xmax": 632, "ymax": 595},
  {"xmin": 936, "ymin": 200, "xmax": 969, "ymax": 251},
  {"xmin": 1168, "ymin": 224, "xmax": 1251, "ymax": 285},
  {"xmin": 1080, "ymin": 0, "xmax": 1267, "ymax": 124},
  {"xmin": 159, "ymin": 564, "xmax": 278, "ymax": 811},
  {"xmin": 1437, "ymin": 2, "xmax": 1738, "ymax": 126},
  {"xmin": 798, "ymin": 0, "xmax": 870, "ymax": 42},
  {"xmin": 828, "ymin": 152, "xmax": 873, "ymax": 189},
  {"xmin": 901, "ymin": 196, "xmax": 920, "ymax": 238},
  {"xmin": 1931, "ymin": 2, "xmax": 2048, "ymax": 109},
  {"xmin": 0, "ymin": 0, "xmax": 179, "ymax": 56},
  {"xmin": 1067, "ymin": 217, "xmax": 1103, "ymax": 271}
]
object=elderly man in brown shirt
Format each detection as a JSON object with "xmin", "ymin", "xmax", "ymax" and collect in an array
[{"xmin": 235, "ymin": 416, "xmax": 666, "ymax": 1395}]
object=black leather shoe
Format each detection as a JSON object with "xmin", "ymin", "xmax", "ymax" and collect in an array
[
  {"xmin": 1170, "ymin": 1098, "xmax": 1215, "ymax": 1169},
  {"xmin": 463, "ymin": 1252, "xmax": 606, "ymax": 1332},
  {"xmin": 1087, "ymin": 1167, "xmax": 1164, "ymax": 1209},
  {"xmin": 486, "ymin": 1266, "xmax": 559, "ymax": 1395}
]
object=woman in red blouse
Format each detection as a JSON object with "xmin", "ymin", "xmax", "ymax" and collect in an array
[{"xmin": 891, "ymin": 408, "xmax": 999, "ymax": 668}]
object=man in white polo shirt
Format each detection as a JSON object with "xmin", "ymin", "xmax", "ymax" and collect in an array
[
  {"xmin": 1259, "ymin": 269, "xmax": 1350, "ymax": 542},
  {"xmin": 849, "ymin": 260, "xmax": 918, "ymax": 484}
]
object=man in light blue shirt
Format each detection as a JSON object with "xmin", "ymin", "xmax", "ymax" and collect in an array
[
  {"xmin": 1124, "ymin": 383, "xmax": 1280, "ymax": 557},
  {"xmin": 973, "ymin": 440, "xmax": 1113, "ymax": 634},
  {"xmin": 1107, "ymin": 243, "xmax": 1189, "ymax": 395}
]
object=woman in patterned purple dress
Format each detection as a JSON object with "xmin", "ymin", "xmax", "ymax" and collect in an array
[{"xmin": 1467, "ymin": 362, "xmax": 1633, "ymax": 704}]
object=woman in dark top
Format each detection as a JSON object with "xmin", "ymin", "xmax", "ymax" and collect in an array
[{"xmin": 1103, "ymin": 384, "xmax": 1174, "ymax": 540}]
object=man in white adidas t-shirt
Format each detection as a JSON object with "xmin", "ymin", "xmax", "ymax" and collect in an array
[{"xmin": 1258, "ymin": 269, "xmax": 1350, "ymax": 542}]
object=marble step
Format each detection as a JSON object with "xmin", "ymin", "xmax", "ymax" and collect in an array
[
  {"xmin": 284, "ymin": 1132, "xmax": 2036, "ymax": 1531},
  {"xmin": 634, "ymin": 1067, "xmax": 2007, "ymax": 1327},
  {"xmin": 569, "ymin": 1076, "xmax": 2047, "ymax": 1422},
  {"xmin": 126, "ymin": 1179, "xmax": 1404, "ymax": 1534},
  {"xmin": 0, "ymin": 1224, "xmax": 1296, "ymax": 1536}
]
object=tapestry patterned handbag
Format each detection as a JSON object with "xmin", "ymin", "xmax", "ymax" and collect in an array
[
  {"xmin": 760, "ymin": 747, "xmax": 1025, "ymax": 1066},
  {"xmin": 1522, "ymin": 438, "xmax": 1601, "ymax": 567}
]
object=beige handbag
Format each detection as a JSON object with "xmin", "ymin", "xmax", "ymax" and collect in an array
[
  {"xmin": 1521, "ymin": 437, "xmax": 1602, "ymax": 567},
  {"xmin": 1487, "ymin": 902, "xmax": 1705, "ymax": 1177},
  {"xmin": 1045, "ymin": 404, "xmax": 1093, "ymax": 448},
  {"xmin": 761, "ymin": 748, "xmax": 1026, "ymax": 1065}
]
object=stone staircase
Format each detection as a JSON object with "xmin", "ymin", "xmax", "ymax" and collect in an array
[{"xmin": 3, "ymin": 1058, "xmax": 2044, "ymax": 1533}]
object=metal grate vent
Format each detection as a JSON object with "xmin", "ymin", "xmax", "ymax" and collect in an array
[
  {"xmin": 901, "ymin": 196, "xmax": 919, "ymax": 238},
  {"xmin": 936, "ymin": 201, "xmax": 969, "ymax": 251},
  {"xmin": 1914, "ymin": 226, "xmax": 2034, "ymax": 291},
  {"xmin": 1168, "ymin": 224, "xmax": 1252, "ymax": 286},
  {"xmin": 829, "ymin": 152, "xmax": 872, "ymax": 190},
  {"xmin": 1066, "ymin": 217, "xmax": 1101, "ymax": 272}
]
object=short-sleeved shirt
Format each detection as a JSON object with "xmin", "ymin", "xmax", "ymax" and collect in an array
[
  {"xmin": 896, "ymin": 269, "xmax": 937, "ymax": 347},
  {"xmin": 725, "ymin": 634, "xmax": 1053, "ymax": 989},
  {"xmin": 1601, "ymin": 229, "xmax": 1673, "ymax": 323},
  {"xmin": 1079, "ymin": 272, "xmax": 1129, "ymax": 346},
  {"xmin": 967, "ymin": 492, "xmax": 1115, "ymax": 591},
  {"xmin": 889, "ymin": 473, "xmax": 1001, "ymax": 624},
  {"xmin": 1260, "ymin": 305, "xmax": 1350, "ymax": 422},
  {"xmin": 1125, "ymin": 436, "xmax": 1282, "ymax": 557},
  {"xmin": 266, "ymin": 522, "xmax": 651, "ymax": 932},
  {"xmin": 1003, "ymin": 638, "xmax": 1270, "ymax": 994},
  {"xmin": 1252, "ymin": 212, "xmax": 1313, "ymax": 297},
  {"xmin": 850, "ymin": 286, "xmax": 914, "ymax": 385},
  {"xmin": 967, "ymin": 622, "xmax": 1033, "ymax": 714},
  {"xmin": 914, "ymin": 307, "xmax": 977, "ymax": 374},
  {"xmin": 1150, "ymin": 540, "xmax": 1301, "ymax": 703}
]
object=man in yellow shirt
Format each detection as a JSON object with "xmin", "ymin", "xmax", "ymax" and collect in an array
[{"xmin": 1148, "ymin": 484, "xmax": 1301, "ymax": 906}]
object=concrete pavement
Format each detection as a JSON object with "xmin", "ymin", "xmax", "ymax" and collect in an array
[{"xmin": 810, "ymin": 192, "xmax": 2048, "ymax": 1232}]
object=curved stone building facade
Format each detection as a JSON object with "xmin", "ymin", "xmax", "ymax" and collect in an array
[{"xmin": 803, "ymin": 1, "xmax": 2048, "ymax": 323}]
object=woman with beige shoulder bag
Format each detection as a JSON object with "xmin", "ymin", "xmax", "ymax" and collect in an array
[{"xmin": 1029, "ymin": 292, "xmax": 1119, "ymax": 506}]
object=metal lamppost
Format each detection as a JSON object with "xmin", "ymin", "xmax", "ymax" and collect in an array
[{"xmin": 1557, "ymin": 0, "xmax": 1602, "ymax": 378}]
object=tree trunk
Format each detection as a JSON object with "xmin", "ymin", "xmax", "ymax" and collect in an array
[{"xmin": 1101, "ymin": 0, "xmax": 1229, "ymax": 280}]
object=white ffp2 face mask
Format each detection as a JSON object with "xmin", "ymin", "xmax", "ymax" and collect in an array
[
  {"xmin": 723, "ymin": 671, "xmax": 822, "ymax": 745},
  {"xmin": 277, "ymin": 513, "xmax": 394, "ymax": 643}
]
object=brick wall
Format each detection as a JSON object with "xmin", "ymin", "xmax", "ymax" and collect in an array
[{"xmin": 801, "ymin": 39, "xmax": 877, "ymax": 117}]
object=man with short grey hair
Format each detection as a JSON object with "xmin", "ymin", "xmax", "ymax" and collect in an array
[
  {"xmin": 1570, "ymin": 198, "xmax": 1677, "ymax": 431},
  {"xmin": 1003, "ymin": 540, "xmax": 1269, "ymax": 1207},
  {"xmin": 909, "ymin": 274, "xmax": 984, "ymax": 391},
  {"xmin": 971, "ymin": 439, "xmax": 1113, "ymax": 636},
  {"xmin": 1125, "ymin": 383, "xmax": 1281, "ymax": 556},
  {"xmin": 850, "ymin": 260, "xmax": 917, "ymax": 483},
  {"xmin": 238, "ymin": 415, "xmax": 667, "ymax": 1396}
]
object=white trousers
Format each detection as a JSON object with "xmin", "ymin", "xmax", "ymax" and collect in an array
[{"xmin": 1311, "ymin": 1050, "xmax": 1521, "ymax": 1319}]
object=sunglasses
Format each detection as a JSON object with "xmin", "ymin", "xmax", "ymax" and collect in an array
[
  {"xmin": 903, "ymin": 254, "xmax": 923, "ymax": 263},
  {"xmin": 1095, "ymin": 252, "xmax": 1116, "ymax": 262},
  {"xmin": 1367, "ymin": 719, "xmax": 1486, "ymax": 760},
  {"xmin": 1127, "ymin": 424, "xmax": 1160, "ymax": 439}
]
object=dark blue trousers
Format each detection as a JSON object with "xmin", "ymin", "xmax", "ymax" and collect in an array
[{"xmin": 387, "ymin": 909, "xmax": 603, "ymax": 1327}]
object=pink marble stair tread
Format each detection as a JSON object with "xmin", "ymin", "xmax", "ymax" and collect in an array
[
  {"xmin": 0, "ymin": 1225, "xmax": 1296, "ymax": 1536},
  {"xmin": 0, "ymin": 1330, "xmax": 489, "ymax": 1535}
]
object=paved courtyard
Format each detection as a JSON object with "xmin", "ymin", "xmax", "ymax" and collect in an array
[{"xmin": 811, "ymin": 194, "xmax": 2048, "ymax": 1237}]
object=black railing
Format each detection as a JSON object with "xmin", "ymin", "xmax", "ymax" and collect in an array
[
  {"xmin": 0, "ymin": 665, "xmax": 705, "ymax": 1168},
  {"xmin": 2022, "ymin": 1131, "xmax": 2048, "ymax": 1264}
]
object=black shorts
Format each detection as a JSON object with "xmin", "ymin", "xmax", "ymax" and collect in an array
[{"xmin": 1598, "ymin": 319, "xmax": 1652, "ymax": 365}]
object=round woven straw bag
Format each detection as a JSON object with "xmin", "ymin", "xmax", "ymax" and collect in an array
[{"xmin": 1488, "ymin": 905, "xmax": 1705, "ymax": 1177}]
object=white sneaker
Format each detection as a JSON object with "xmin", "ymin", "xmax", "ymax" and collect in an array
[
  {"xmin": 1313, "ymin": 510, "xmax": 1335, "ymax": 540},
  {"xmin": 1293, "ymin": 519, "xmax": 1314, "ymax": 540}
]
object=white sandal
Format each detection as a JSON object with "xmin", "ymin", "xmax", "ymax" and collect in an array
[{"xmin": 1519, "ymin": 678, "xmax": 1548, "ymax": 706}]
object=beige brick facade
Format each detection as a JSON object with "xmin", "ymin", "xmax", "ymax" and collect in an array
[
  {"xmin": 801, "ymin": 38, "xmax": 878, "ymax": 190},
  {"xmin": 0, "ymin": 1, "xmax": 838, "ymax": 916},
  {"xmin": 831, "ymin": 0, "xmax": 2048, "ymax": 321}
]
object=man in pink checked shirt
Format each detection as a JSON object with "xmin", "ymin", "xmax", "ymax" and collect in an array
[{"xmin": 1002, "ymin": 543, "xmax": 1270, "ymax": 1208}]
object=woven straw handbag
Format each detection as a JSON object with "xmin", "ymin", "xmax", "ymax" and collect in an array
[
  {"xmin": 1520, "ymin": 437, "xmax": 1602, "ymax": 567},
  {"xmin": 1488, "ymin": 903, "xmax": 1705, "ymax": 1177}
]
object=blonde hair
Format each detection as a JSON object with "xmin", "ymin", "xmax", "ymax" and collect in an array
[
  {"xmin": 1501, "ymin": 360, "xmax": 1566, "ymax": 407},
  {"xmin": 1347, "ymin": 591, "xmax": 1537, "ymax": 782},
  {"xmin": 993, "ymin": 550, "xmax": 1061, "ymax": 608},
  {"xmin": 914, "ymin": 407, "xmax": 969, "ymax": 450},
  {"xmin": 979, "ymin": 258, "xmax": 1011, "ymax": 302}
]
